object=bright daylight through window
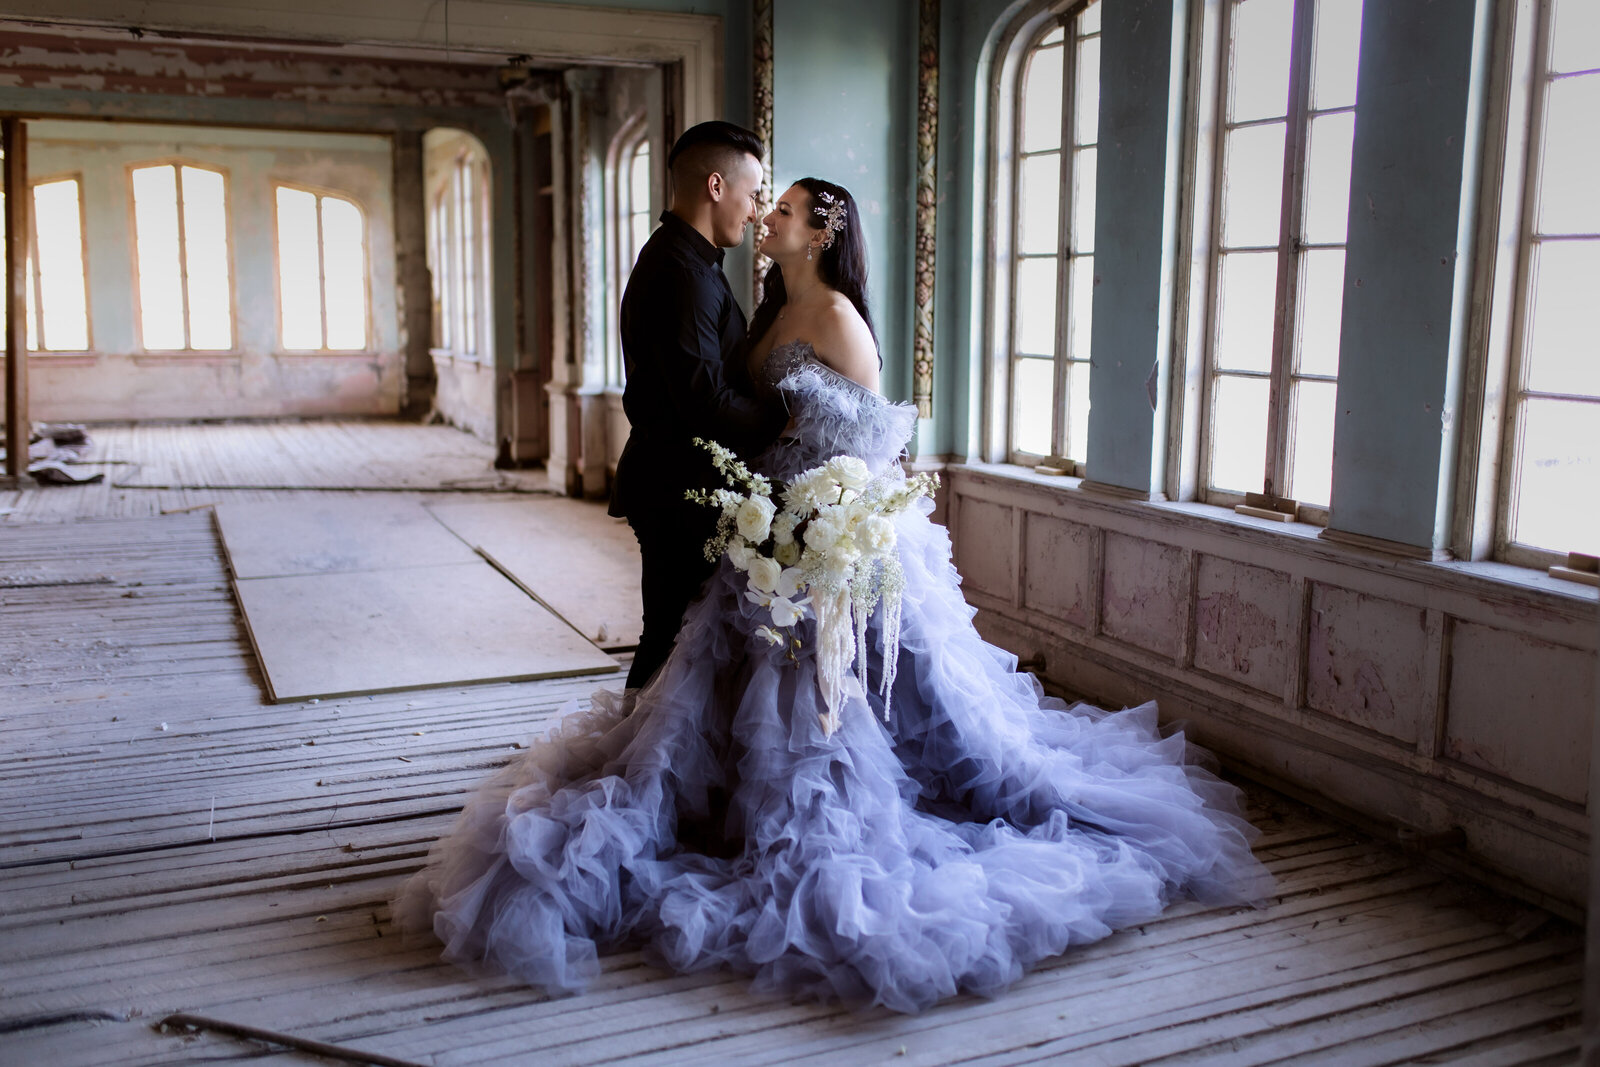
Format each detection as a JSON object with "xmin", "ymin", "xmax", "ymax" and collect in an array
[
  {"xmin": 131, "ymin": 162, "xmax": 232, "ymax": 351},
  {"xmin": 276, "ymin": 186, "xmax": 367, "ymax": 352},
  {"xmin": 1499, "ymin": 0, "xmax": 1598, "ymax": 562},
  {"xmin": 0, "ymin": 176, "xmax": 90, "ymax": 351},
  {"xmin": 1206, "ymin": 0, "xmax": 1361, "ymax": 519},
  {"xmin": 1008, "ymin": 4, "xmax": 1100, "ymax": 468}
]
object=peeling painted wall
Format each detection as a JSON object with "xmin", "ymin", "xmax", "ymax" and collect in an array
[{"xmin": 25, "ymin": 120, "xmax": 400, "ymax": 421}]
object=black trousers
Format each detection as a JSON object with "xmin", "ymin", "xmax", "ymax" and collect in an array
[{"xmin": 626, "ymin": 505, "xmax": 719, "ymax": 689}]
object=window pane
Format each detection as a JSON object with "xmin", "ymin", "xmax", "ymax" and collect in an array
[
  {"xmin": 321, "ymin": 197, "xmax": 367, "ymax": 351},
  {"xmin": 1039, "ymin": 26, "xmax": 1065, "ymax": 46},
  {"xmin": 1065, "ymin": 359, "xmax": 1090, "ymax": 462},
  {"xmin": 276, "ymin": 187, "xmax": 322, "ymax": 350},
  {"xmin": 1074, "ymin": 34, "xmax": 1100, "ymax": 145},
  {"xmin": 1303, "ymin": 111, "xmax": 1355, "ymax": 244},
  {"xmin": 1297, "ymin": 248, "xmax": 1345, "ymax": 377},
  {"xmin": 1078, "ymin": 4, "xmax": 1100, "ymax": 36},
  {"xmin": 1211, "ymin": 374, "xmax": 1270, "ymax": 493},
  {"xmin": 1311, "ymin": 0, "xmax": 1364, "ymax": 110},
  {"xmin": 1022, "ymin": 45, "xmax": 1064, "ymax": 153},
  {"xmin": 1013, "ymin": 257, "xmax": 1058, "ymax": 355},
  {"xmin": 1018, "ymin": 152, "xmax": 1061, "ymax": 255},
  {"xmin": 1525, "ymin": 239, "xmax": 1600, "ymax": 396},
  {"xmin": 1512, "ymin": 397, "xmax": 1599, "ymax": 554},
  {"xmin": 1215, "ymin": 251, "xmax": 1279, "ymax": 373},
  {"xmin": 1072, "ymin": 146, "xmax": 1097, "ymax": 254},
  {"xmin": 1550, "ymin": 0, "xmax": 1600, "ymax": 75},
  {"xmin": 1289, "ymin": 378, "xmax": 1337, "ymax": 506},
  {"xmin": 630, "ymin": 143, "xmax": 650, "ymax": 211},
  {"xmin": 1013, "ymin": 357, "xmax": 1054, "ymax": 455},
  {"xmin": 1538, "ymin": 72, "xmax": 1600, "ymax": 235},
  {"xmin": 1069, "ymin": 254, "xmax": 1094, "ymax": 360},
  {"xmin": 32, "ymin": 179, "xmax": 88, "ymax": 351},
  {"xmin": 1230, "ymin": 0, "xmax": 1295, "ymax": 123},
  {"xmin": 1222, "ymin": 122, "xmax": 1287, "ymax": 247},
  {"xmin": 181, "ymin": 167, "xmax": 232, "ymax": 350},
  {"xmin": 131, "ymin": 165, "xmax": 185, "ymax": 351},
  {"xmin": 24, "ymin": 253, "xmax": 37, "ymax": 351}
]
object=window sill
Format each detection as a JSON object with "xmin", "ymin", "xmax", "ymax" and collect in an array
[
  {"xmin": 275, "ymin": 351, "xmax": 379, "ymax": 360},
  {"xmin": 133, "ymin": 351, "xmax": 242, "ymax": 366},
  {"xmin": 22, "ymin": 351, "xmax": 99, "ymax": 366},
  {"xmin": 948, "ymin": 461, "xmax": 1598, "ymax": 609}
]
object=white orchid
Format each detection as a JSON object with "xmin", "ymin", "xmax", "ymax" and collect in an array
[
  {"xmin": 775, "ymin": 565, "xmax": 805, "ymax": 599},
  {"xmin": 754, "ymin": 625, "xmax": 784, "ymax": 646},
  {"xmin": 768, "ymin": 595, "xmax": 809, "ymax": 627}
]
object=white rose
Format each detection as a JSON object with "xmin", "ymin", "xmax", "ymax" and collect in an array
[
  {"xmin": 857, "ymin": 515, "xmax": 896, "ymax": 556},
  {"xmin": 823, "ymin": 455, "xmax": 871, "ymax": 490},
  {"xmin": 735, "ymin": 495, "xmax": 776, "ymax": 543},
  {"xmin": 803, "ymin": 511, "xmax": 847, "ymax": 552},
  {"xmin": 774, "ymin": 540, "xmax": 801, "ymax": 566},
  {"xmin": 727, "ymin": 540, "xmax": 756, "ymax": 571},
  {"xmin": 747, "ymin": 554, "xmax": 782, "ymax": 593}
]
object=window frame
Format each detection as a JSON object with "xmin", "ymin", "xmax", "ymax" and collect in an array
[
  {"xmin": 270, "ymin": 181, "xmax": 373, "ymax": 355},
  {"xmin": 1000, "ymin": 2, "xmax": 1100, "ymax": 472},
  {"xmin": 428, "ymin": 148, "xmax": 492, "ymax": 363},
  {"xmin": 4, "ymin": 170, "xmax": 93, "ymax": 354},
  {"xmin": 126, "ymin": 158, "xmax": 237, "ymax": 355},
  {"xmin": 1197, "ymin": 0, "xmax": 1359, "ymax": 525},
  {"xmin": 606, "ymin": 113, "xmax": 650, "ymax": 390},
  {"xmin": 1490, "ymin": 0, "xmax": 1600, "ymax": 569}
]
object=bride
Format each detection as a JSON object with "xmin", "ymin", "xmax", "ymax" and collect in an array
[{"xmin": 398, "ymin": 178, "xmax": 1272, "ymax": 1014}]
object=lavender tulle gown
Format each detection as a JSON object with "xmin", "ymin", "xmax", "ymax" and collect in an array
[{"xmin": 397, "ymin": 343, "xmax": 1272, "ymax": 1013}]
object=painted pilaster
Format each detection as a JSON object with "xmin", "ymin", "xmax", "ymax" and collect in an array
[
  {"xmin": 752, "ymin": 0, "xmax": 774, "ymax": 304},
  {"xmin": 912, "ymin": 0, "xmax": 940, "ymax": 421},
  {"xmin": 1323, "ymin": 0, "xmax": 1494, "ymax": 555},
  {"xmin": 391, "ymin": 129, "xmax": 435, "ymax": 420},
  {"xmin": 1082, "ymin": 0, "xmax": 1188, "ymax": 498}
]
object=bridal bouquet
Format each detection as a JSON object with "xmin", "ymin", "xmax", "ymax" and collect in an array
[{"xmin": 687, "ymin": 438, "xmax": 939, "ymax": 736}]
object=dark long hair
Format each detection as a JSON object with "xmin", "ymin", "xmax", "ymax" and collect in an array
[{"xmin": 748, "ymin": 177, "xmax": 878, "ymax": 363}]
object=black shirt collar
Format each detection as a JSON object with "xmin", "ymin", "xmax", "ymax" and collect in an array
[{"xmin": 660, "ymin": 210, "xmax": 725, "ymax": 266}]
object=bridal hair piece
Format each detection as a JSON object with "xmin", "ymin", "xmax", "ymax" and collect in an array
[{"xmin": 813, "ymin": 190, "xmax": 848, "ymax": 250}]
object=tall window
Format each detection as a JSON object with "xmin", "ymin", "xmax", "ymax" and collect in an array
[
  {"xmin": 1204, "ymin": 0, "xmax": 1362, "ymax": 519},
  {"xmin": 0, "ymin": 176, "xmax": 90, "ymax": 351},
  {"xmin": 1006, "ymin": 4, "xmax": 1100, "ymax": 468},
  {"xmin": 1497, "ymin": 0, "xmax": 1598, "ymax": 564},
  {"xmin": 275, "ymin": 186, "xmax": 368, "ymax": 351},
  {"xmin": 130, "ymin": 162, "xmax": 233, "ymax": 351},
  {"xmin": 429, "ymin": 152, "xmax": 490, "ymax": 361},
  {"xmin": 608, "ymin": 122, "xmax": 652, "ymax": 387}
]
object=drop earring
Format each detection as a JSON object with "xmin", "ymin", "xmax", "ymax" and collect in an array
[{"xmin": 806, "ymin": 245, "xmax": 814, "ymax": 261}]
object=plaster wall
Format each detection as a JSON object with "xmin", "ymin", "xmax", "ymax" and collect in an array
[
  {"xmin": 23, "ymin": 120, "xmax": 400, "ymax": 422},
  {"xmin": 945, "ymin": 465, "xmax": 1598, "ymax": 910}
]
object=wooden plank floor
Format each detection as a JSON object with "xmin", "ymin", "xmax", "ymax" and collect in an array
[{"xmin": 0, "ymin": 421, "xmax": 1584, "ymax": 1066}]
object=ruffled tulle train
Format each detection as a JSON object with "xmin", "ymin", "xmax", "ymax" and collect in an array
[{"xmin": 396, "ymin": 503, "xmax": 1272, "ymax": 1013}]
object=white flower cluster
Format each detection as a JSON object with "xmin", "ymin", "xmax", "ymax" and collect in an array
[{"xmin": 688, "ymin": 441, "xmax": 939, "ymax": 736}]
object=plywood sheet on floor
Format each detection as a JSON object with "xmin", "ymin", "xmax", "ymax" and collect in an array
[
  {"xmin": 235, "ymin": 562, "xmax": 618, "ymax": 702},
  {"xmin": 215, "ymin": 499, "xmax": 479, "ymax": 578},
  {"xmin": 429, "ymin": 498, "xmax": 643, "ymax": 649}
]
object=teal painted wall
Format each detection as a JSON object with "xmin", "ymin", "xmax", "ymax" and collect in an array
[{"xmin": 771, "ymin": 0, "xmax": 917, "ymax": 403}]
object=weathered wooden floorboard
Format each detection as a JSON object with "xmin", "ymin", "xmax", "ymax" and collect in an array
[{"xmin": 0, "ymin": 426, "xmax": 1584, "ymax": 1065}]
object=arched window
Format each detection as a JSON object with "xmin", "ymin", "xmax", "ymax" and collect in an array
[
  {"xmin": 274, "ymin": 185, "xmax": 368, "ymax": 352},
  {"xmin": 996, "ymin": 3, "xmax": 1100, "ymax": 471},
  {"xmin": 428, "ymin": 141, "xmax": 492, "ymax": 362},
  {"xmin": 607, "ymin": 116, "xmax": 652, "ymax": 388},
  {"xmin": 1200, "ymin": 0, "xmax": 1364, "ymax": 520},
  {"xmin": 129, "ymin": 161, "xmax": 233, "ymax": 351}
]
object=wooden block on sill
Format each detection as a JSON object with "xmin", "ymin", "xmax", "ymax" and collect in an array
[
  {"xmin": 1549, "ymin": 551, "xmax": 1599, "ymax": 587},
  {"xmin": 1235, "ymin": 503, "xmax": 1296, "ymax": 523},
  {"xmin": 1034, "ymin": 463, "xmax": 1073, "ymax": 477}
]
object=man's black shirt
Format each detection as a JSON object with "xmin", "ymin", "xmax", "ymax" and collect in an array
[{"xmin": 610, "ymin": 211, "xmax": 782, "ymax": 520}]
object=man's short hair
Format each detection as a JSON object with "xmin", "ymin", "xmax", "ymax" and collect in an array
[{"xmin": 667, "ymin": 120, "xmax": 763, "ymax": 181}]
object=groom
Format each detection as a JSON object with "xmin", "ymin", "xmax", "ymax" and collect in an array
[{"xmin": 611, "ymin": 120, "xmax": 785, "ymax": 690}]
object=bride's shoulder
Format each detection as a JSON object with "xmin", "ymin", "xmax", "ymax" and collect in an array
[{"xmin": 807, "ymin": 300, "xmax": 880, "ymax": 393}]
